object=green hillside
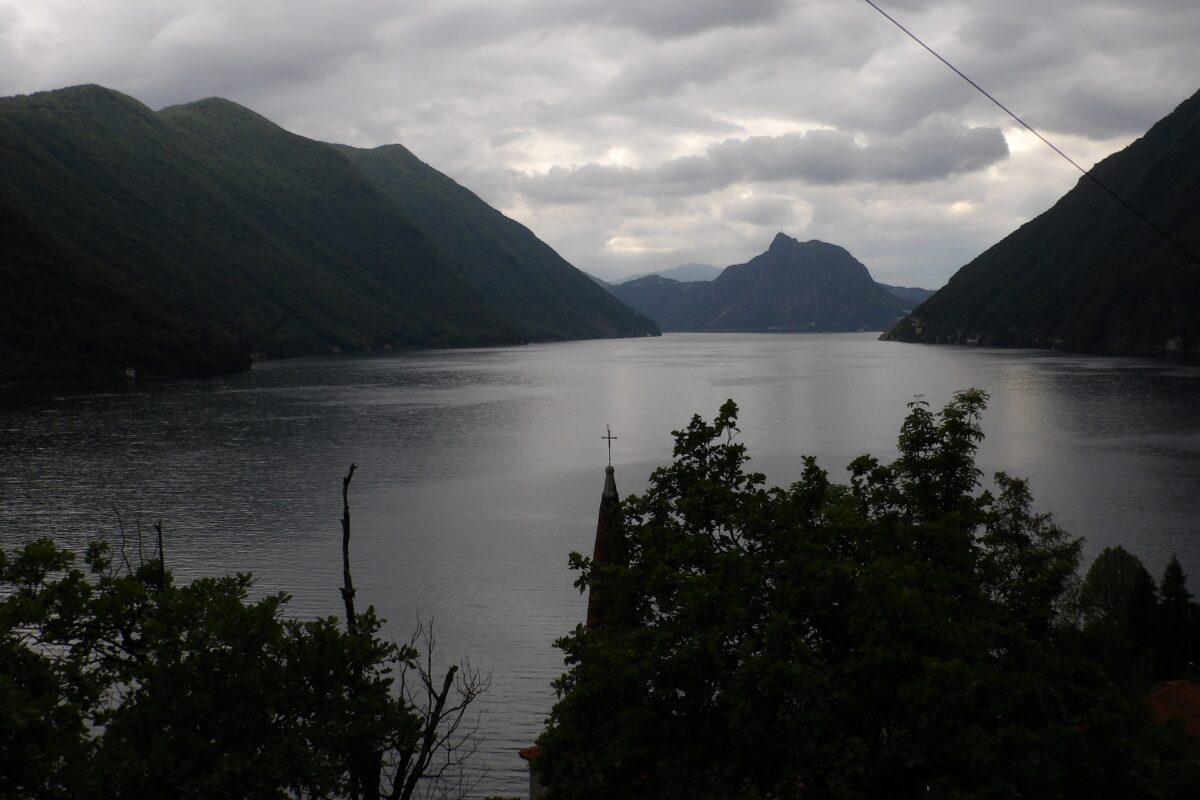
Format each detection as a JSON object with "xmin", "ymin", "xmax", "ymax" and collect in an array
[
  {"xmin": 1, "ymin": 85, "xmax": 656, "ymax": 387},
  {"xmin": 333, "ymin": 143, "xmax": 659, "ymax": 340},
  {"xmin": 0, "ymin": 200, "xmax": 248, "ymax": 386},
  {"xmin": 157, "ymin": 97, "xmax": 516, "ymax": 351},
  {"xmin": 885, "ymin": 87, "xmax": 1200, "ymax": 356},
  {"xmin": 0, "ymin": 85, "xmax": 521, "ymax": 386}
]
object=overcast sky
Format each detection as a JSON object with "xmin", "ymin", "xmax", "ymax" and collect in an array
[{"xmin": 3, "ymin": 0, "xmax": 1198, "ymax": 286}]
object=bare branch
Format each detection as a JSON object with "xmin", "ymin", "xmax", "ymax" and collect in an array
[
  {"xmin": 154, "ymin": 520, "xmax": 165, "ymax": 590},
  {"xmin": 340, "ymin": 462, "xmax": 358, "ymax": 633},
  {"xmin": 135, "ymin": 517, "xmax": 146, "ymax": 566},
  {"xmin": 331, "ymin": 473, "xmax": 486, "ymax": 800},
  {"xmin": 384, "ymin": 621, "xmax": 489, "ymax": 800},
  {"xmin": 112, "ymin": 505, "xmax": 132, "ymax": 576}
]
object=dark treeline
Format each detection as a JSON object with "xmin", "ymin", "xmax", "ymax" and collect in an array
[{"xmin": 1076, "ymin": 546, "xmax": 1199, "ymax": 689}]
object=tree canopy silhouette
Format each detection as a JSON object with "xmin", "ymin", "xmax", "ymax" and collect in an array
[{"xmin": 539, "ymin": 391, "xmax": 1200, "ymax": 800}]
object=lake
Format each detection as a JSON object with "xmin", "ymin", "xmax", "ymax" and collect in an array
[{"xmin": 3, "ymin": 332, "xmax": 1200, "ymax": 796}]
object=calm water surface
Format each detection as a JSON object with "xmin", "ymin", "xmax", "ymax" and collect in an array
[{"xmin": 3, "ymin": 333, "xmax": 1200, "ymax": 796}]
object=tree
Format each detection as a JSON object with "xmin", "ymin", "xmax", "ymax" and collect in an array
[
  {"xmin": 538, "ymin": 391, "xmax": 1200, "ymax": 800},
  {"xmin": 1158, "ymin": 555, "xmax": 1198, "ymax": 678},
  {"xmin": 1076, "ymin": 545, "xmax": 1160, "ymax": 689},
  {"xmin": 1078, "ymin": 546, "xmax": 1159, "ymax": 633},
  {"xmin": 338, "ymin": 464, "xmax": 489, "ymax": 800},
  {"xmin": 0, "ymin": 467, "xmax": 485, "ymax": 800}
]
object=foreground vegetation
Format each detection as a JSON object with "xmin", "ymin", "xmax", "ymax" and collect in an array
[
  {"xmin": 540, "ymin": 390, "xmax": 1200, "ymax": 799},
  {"xmin": 0, "ymin": 470, "xmax": 484, "ymax": 799}
]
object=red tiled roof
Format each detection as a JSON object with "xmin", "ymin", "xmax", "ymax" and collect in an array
[
  {"xmin": 1148, "ymin": 680, "xmax": 1200, "ymax": 739},
  {"xmin": 519, "ymin": 745, "xmax": 543, "ymax": 762}
]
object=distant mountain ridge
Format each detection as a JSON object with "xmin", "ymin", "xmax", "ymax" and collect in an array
[
  {"xmin": 621, "ymin": 263, "xmax": 723, "ymax": 283},
  {"xmin": 877, "ymin": 284, "xmax": 936, "ymax": 305},
  {"xmin": 608, "ymin": 234, "xmax": 910, "ymax": 332},
  {"xmin": 0, "ymin": 85, "xmax": 656, "ymax": 386},
  {"xmin": 884, "ymin": 86, "xmax": 1200, "ymax": 357}
]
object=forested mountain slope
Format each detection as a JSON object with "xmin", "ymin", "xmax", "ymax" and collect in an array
[
  {"xmin": 885, "ymin": 87, "xmax": 1200, "ymax": 356},
  {"xmin": 0, "ymin": 85, "xmax": 655, "ymax": 387},
  {"xmin": 334, "ymin": 144, "xmax": 658, "ymax": 341}
]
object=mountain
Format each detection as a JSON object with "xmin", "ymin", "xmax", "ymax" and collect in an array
[
  {"xmin": 607, "ymin": 275, "xmax": 713, "ymax": 330},
  {"xmin": 608, "ymin": 235, "xmax": 909, "ymax": 331},
  {"xmin": 878, "ymin": 283, "xmax": 937, "ymax": 305},
  {"xmin": 884, "ymin": 87, "xmax": 1200, "ymax": 357},
  {"xmin": 0, "ymin": 85, "xmax": 655, "ymax": 387},
  {"xmin": 0, "ymin": 199, "xmax": 248, "ymax": 385},
  {"xmin": 332, "ymin": 143, "xmax": 658, "ymax": 341},
  {"xmin": 621, "ymin": 263, "xmax": 723, "ymax": 283}
]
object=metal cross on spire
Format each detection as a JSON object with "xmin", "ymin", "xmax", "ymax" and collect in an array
[{"xmin": 602, "ymin": 425, "xmax": 618, "ymax": 466}]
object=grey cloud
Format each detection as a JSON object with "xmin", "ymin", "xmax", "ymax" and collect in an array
[
  {"xmin": 722, "ymin": 194, "xmax": 806, "ymax": 228},
  {"xmin": 518, "ymin": 162, "xmax": 643, "ymax": 204},
  {"xmin": 703, "ymin": 129, "xmax": 860, "ymax": 184},
  {"xmin": 526, "ymin": 94, "xmax": 742, "ymax": 138},
  {"xmin": 391, "ymin": 0, "xmax": 784, "ymax": 51},
  {"xmin": 957, "ymin": 12, "xmax": 1039, "ymax": 52},
  {"xmin": 924, "ymin": 0, "xmax": 1200, "ymax": 138},
  {"xmin": 604, "ymin": 43, "xmax": 736, "ymax": 103},
  {"xmin": 615, "ymin": 101, "xmax": 743, "ymax": 135},
  {"xmin": 701, "ymin": 118, "xmax": 1008, "ymax": 185},
  {"xmin": 489, "ymin": 128, "xmax": 533, "ymax": 148},
  {"xmin": 868, "ymin": 118, "xmax": 1010, "ymax": 181},
  {"xmin": 512, "ymin": 117, "xmax": 1007, "ymax": 204},
  {"xmin": 0, "ymin": 0, "xmax": 402, "ymax": 107},
  {"xmin": 598, "ymin": 10, "xmax": 882, "ymax": 110},
  {"xmin": 587, "ymin": 0, "xmax": 787, "ymax": 39},
  {"xmin": 1033, "ymin": 79, "xmax": 1184, "ymax": 140}
]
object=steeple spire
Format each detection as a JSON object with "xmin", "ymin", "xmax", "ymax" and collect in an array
[
  {"xmin": 586, "ymin": 430, "xmax": 622, "ymax": 628},
  {"xmin": 602, "ymin": 425, "xmax": 618, "ymax": 467}
]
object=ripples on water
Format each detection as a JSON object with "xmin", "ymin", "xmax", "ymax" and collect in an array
[{"xmin": 3, "ymin": 333, "xmax": 1200, "ymax": 796}]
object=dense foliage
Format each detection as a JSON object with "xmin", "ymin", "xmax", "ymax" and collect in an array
[
  {"xmin": 539, "ymin": 391, "xmax": 1200, "ymax": 799},
  {"xmin": 1076, "ymin": 547, "xmax": 1200, "ymax": 689},
  {"xmin": 886, "ymin": 87, "xmax": 1200, "ymax": 356},
  {"xmin": 0, "ymin": 533, "xmax": 478, "ymax": 799}
]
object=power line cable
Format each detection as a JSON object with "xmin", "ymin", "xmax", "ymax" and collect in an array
[{"xmin": 861, "ymin": 0, "xmax": 1200, "ymax": 269}]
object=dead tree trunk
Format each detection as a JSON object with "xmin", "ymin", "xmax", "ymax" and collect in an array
[
  {"xmin": 341, "ymin": 462, "xmax": 358, "ymax": 633},
  {"xmin": 339, "ymin": 463, "xmax": 487, "ymax": 800}
]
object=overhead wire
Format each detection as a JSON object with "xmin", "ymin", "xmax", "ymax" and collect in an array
[{"xmin": 860, "ymin": 0, "xmax": 1200, "ymax": 270}]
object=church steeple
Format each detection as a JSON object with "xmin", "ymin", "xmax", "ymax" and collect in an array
[{"xmin": 586, "ymin": 430, "xmax": 622, "ymax": 629}]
